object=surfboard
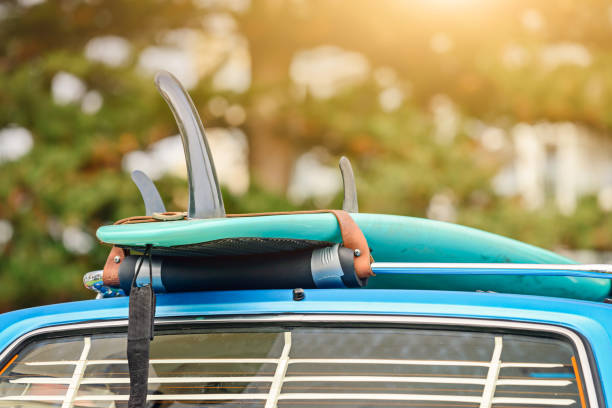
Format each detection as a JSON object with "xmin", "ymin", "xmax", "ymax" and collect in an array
[
  {"xmin": 96, "ymin": 213, "xmax": 611, "ymax": 301},
  {"xmin": 95, "ymin": 72, "xmax": 610, "ymax": 301}
]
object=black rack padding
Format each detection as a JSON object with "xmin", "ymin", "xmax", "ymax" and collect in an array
[
  {"xmin": 118, "ymin": 246, "xmax": 365, "ymax": 294},
  {"xmin": 123, "ymin": 237, "xmax": 333, "ymax": 257}
]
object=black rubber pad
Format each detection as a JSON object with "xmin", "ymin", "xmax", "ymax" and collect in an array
[{"xmin": 122, "ymin": 237, "xmax": 334, "ymax": 257}]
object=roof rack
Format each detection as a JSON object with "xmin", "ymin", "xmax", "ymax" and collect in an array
[
  {"xmin": 84, "ymin": 262, "xmax": 612, "ymax": 301},
  {"xmin": 371, "ymin": 263, "xmax": 612, "ymax": 280}
]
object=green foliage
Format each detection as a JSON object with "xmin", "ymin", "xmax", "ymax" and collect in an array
[{"xmin": 0, "ymin": 0, "xmax": 611, "ymax": 311}]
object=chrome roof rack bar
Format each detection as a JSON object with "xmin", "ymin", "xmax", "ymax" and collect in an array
[{"xmin": 372, "ymin": 262, "xmax": 612, "ymax": 279}]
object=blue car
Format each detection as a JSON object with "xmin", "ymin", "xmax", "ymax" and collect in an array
[
  {"xmin": 1, "ymin": 72, "xmax": 610, "ymax": 408},
  {"xmin": 1, "ymin": 282, "xmax": 611, "ymax": 408}
]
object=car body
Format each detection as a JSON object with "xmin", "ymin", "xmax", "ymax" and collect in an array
[{"xmin": 0, "ymin": 287, "xmax": 610, "ymax": 407}]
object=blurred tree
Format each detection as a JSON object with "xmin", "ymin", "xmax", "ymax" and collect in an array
[{"xmin": 0, "ymin": 0, "xmax": 611, "ymax": 311}]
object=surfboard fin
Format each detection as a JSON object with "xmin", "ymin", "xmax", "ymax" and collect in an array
[
  {"xmin": 339, "ymin": 156, "xmax": 359, "ymax": 213},
  {"xmin": 131, "ymin": 170, "xmax": 166, "ymax": 216},
  {"xmin": 154, "ymin": 71, "xmax": 226, "ymax": 219}
]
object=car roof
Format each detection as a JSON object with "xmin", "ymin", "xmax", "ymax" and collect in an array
[{"xmin": 0, "ymin": 290, "xmax": 610, "ymax": 347}]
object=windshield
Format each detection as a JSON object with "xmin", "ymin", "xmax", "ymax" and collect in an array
[{"xmin": 0, "ymin": 325, "xmax": 589, "ymax": 408}]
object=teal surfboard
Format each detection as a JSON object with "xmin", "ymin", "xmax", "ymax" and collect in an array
[{"xmin": 97, "ymin": 213, "xmax": 610, "ymax": 301}]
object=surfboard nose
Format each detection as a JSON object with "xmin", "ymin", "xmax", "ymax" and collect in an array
[{"xmin": 154, "ymin": 70, "xmax": 226, "ymax": 219}]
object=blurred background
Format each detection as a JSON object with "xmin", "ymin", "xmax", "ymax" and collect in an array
[{"xmin": 1, "ymin": 0, "xmax": 612, "ymax": 311}]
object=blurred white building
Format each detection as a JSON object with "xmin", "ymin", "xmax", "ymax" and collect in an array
[{"xmin": 493, "ymin": 122, "xmax": 612, "ymax": 214}]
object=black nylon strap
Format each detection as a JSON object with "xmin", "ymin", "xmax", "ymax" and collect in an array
[{"xmin": 128, "ymin": 245, "xmax": 156, "ymax": 408}]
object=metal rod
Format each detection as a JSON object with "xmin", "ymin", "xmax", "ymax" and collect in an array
[{"xmin": 371, "ymin": 262, "xmax": 612, "ymax": 279}]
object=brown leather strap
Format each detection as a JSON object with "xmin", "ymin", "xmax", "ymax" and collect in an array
[
  {"xmin": 114, "ymin": 212, "xmax": 187, "ymax": 225},
  {"xmin": 106, "ymin": 209, "xmax": 374, "ymax": 280},
  {"xmin": 103, "ymin": 246, "xmax": 127, "ymax": 287},
  {"xmin": 328, "ymin": 210, "xmax": 373, "ymax": 279}
]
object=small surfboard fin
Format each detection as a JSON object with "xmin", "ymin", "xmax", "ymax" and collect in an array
[
  {"xmin": 131, "ymin": 170, "xmax": 166, "ymax": 216},
  {"xmin": 339, "ymin": 156, "xmax": 358, "ymax": 213},
  {"xmin": 154, "ymin": 71, "xmax": 226, "ymax": 219}
]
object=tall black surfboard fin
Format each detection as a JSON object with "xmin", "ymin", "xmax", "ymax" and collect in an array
[
  {"xmin": 339, "ymin": 156, "xmax": 358, "ymax": 213},
  {"xmin": 154, "ymin": 71, "xmax": 226, "ymax": 219}
]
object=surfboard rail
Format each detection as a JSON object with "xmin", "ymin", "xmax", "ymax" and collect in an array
[{"xmin": 94, "ymin": 213, "xmax": 612, "ymax": 302}]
